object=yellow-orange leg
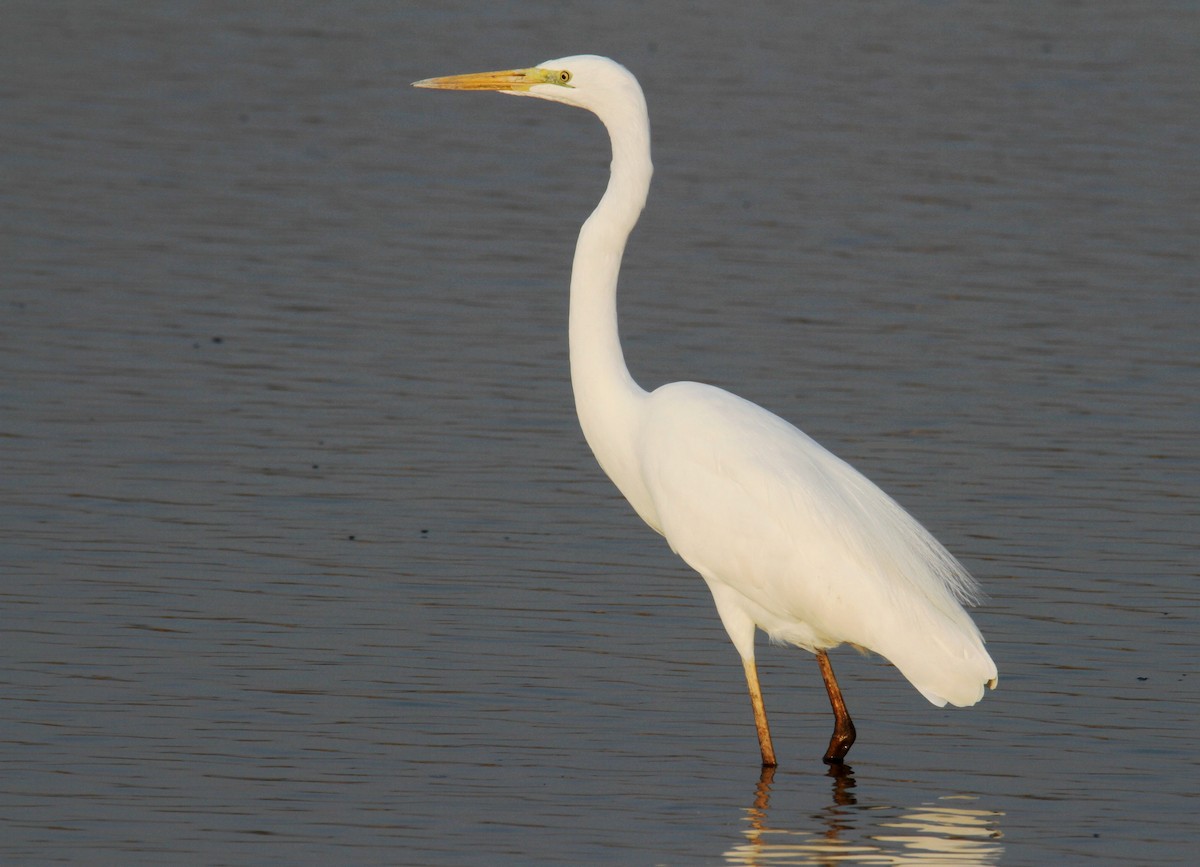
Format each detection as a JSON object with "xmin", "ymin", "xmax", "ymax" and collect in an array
[
  {"xmin": 816, "ymin": 649, "xmax": 856, "ymax": 764},
  {"xmin": 742, "ymin": 657, "xmax": 777, "ymax": 767}
]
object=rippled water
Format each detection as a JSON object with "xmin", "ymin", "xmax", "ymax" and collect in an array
[{"xmin": 3, "ymin": 1, "xmax": 1197, "ymax": 864}]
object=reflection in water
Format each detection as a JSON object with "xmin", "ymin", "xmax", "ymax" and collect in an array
[{"xmin": 726, "ymin": 766, "xmax": 1003, "ymax": 865}]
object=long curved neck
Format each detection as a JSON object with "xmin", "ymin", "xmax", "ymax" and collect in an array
[{"xmin": 569, "ymin": 100, "xmax": 653, "ymax": 495}]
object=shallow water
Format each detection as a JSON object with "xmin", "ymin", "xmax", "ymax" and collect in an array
[{"xmin": 2, "ymin": 1, "xmax": 1197, "ymax": 864}]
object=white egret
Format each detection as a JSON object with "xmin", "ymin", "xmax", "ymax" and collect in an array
[{"xmin": 414, "ymin": 55, "xmax": 997, "ymax": 766}]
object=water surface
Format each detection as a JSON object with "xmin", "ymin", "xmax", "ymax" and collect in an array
[{"xmin": 2, "ymin": 1, "xmax": 1197, "ymax": 863}]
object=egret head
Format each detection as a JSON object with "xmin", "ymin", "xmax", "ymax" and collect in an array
[{"xmin": 413, "ymin": 55, "xmax": 645, "ymax": 122}]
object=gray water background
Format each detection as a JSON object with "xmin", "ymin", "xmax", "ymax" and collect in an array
[{"xmin": 2, "ymin": 1, "xmax": 1197, "ymax": 864}]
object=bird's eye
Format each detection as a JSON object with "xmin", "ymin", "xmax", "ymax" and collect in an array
[{"xmin": 558, "ymin": 70, "xmax": 572, "ymax": 84}]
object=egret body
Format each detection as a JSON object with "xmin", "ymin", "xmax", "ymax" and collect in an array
[{"xmin": 415, "ymin": 55, "xmax": 997, "ymax": 766}]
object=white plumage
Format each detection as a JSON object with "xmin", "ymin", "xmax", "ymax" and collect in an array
[
  {"xmin": 415, "ymin": 55, "xmax": 997, "ymax": 765},
  {"xmin": 640, "ymin": 382, "xmax": 994, "ymax": 705}
]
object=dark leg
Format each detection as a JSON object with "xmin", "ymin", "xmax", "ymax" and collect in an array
[
  {"xmin": 742, "ymin": 657, "xmax": 777, "ymax": 767},
  {"xmin": 816, "ymin": 649, "xmax": 856, "ymax": 764}
]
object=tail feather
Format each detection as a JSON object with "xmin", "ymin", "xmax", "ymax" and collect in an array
[{"xmin": 883, "ymin": 609, "xmax": 998, "ymax": 708}]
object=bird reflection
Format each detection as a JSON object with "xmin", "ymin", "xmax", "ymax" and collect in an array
[
  {"xmin": 824, "ymin": 763, "xmax": 857, "ymax": 808},
  {"xmin": 730, "ymin": 765, "xmax": 1003, "ymax": 865}
]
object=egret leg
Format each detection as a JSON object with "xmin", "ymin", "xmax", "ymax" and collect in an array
[
  {"xmin": 741, "ymin": 657, "xmax": 777, "ymax": 767},
  {"xmin": 816, "ymin": 649, "xmax": 856, "ymax": 764}
]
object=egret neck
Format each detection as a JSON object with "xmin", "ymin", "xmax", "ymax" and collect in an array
[{"xmin": 567, "ymin": 91, "xmax": 656, "ymax": 526}]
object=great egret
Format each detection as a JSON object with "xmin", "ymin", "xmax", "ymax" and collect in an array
[{"xmin": 414, "ymin": 55, "xmax": 997, "ymax": 766}]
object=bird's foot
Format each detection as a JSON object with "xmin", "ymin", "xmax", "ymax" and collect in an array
[{"xmin": 822, "ymin": 720, "xmax": 856, "ymax": 765}]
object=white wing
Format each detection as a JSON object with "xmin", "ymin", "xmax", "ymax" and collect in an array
[{"xmin": 638, "ymin": 381, "xmax": 997, "ymax": 707}]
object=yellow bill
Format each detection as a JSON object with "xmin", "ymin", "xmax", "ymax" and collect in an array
[{"xmin": 412, "ymin": 66, "xmax": 572, "ymax": 92}]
